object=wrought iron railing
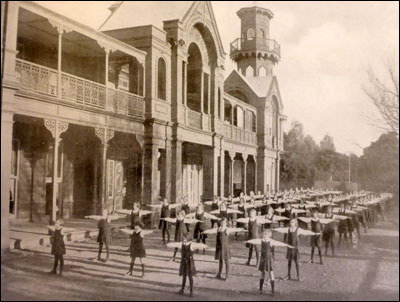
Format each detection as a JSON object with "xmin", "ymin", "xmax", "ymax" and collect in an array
[
  {"xmin": 15, "ymin": 59, "xmax": 58, "ymax": 97},
  {"xmin": 15, "ymin": 59, "xmax": 144, "ymax": 118},
  {"xmin": 230, "ymin": 38, "xmax": 281, "ymax": 58}
]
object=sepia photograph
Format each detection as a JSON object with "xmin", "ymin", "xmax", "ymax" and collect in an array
[{"xmin": 1, "ymin": 1, "xmax": 399, "ymax": 301}]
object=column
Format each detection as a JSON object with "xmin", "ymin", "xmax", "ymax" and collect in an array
[
  {"xmin": 254, "ymin": 158, "xmax": 258, "ymax": 194},
  {"xmin": 243, "ymin": 154, "xmax": 248, "ymax": 195},
  {"xmin": 200, "ymin": 69, "xmax": 204, "ymax": 114},
  {"xmin": 229, "ymin": 151, "xmax": 235, "ymax": 196},
  {"xmin": 220, "ymin": 149, "xmax": 225, "ymax": 197},
  {"xmin": 48, "ymin": 20, "xmax": 72, "ymax": 99},
  {"xmin": 2, "ymin": 2, "xmax": 19, "ymax": 84},
  {"xmin": 171, "ymin": 140, "xmax": 183, "ymax": 203},
  {"xmin": 44, "ymin": 119, "xmax": 69, "ymax": 223},
  {"xmin": 1, "ymin": 111, "xmax": 14, "ymax": 254},
  {"xmin": 92, "ymin": 151, "xmax": 98, "ymax": 214},
  {"xmin": 276, "ymin": 157, "xmax": 281, "ymax": 192},
  {"xmin": 95, "ymin": 128, "xmax": 115, "ymax": 214},
  {"xmin": 213, "ymin": 147, "xmax": 219, "ymax": 198}
]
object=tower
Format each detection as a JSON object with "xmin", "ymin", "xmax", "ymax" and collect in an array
[{"xmin": 230, "ymin": 5, "xmax": 280, "ymax": 77}]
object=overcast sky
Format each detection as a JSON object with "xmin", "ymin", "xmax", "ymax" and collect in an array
[{"xmin": 36, "ymin": 1, "xmax": 399, "ymax": 155}]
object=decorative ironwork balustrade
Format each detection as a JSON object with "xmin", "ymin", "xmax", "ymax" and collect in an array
[
  {"xmin": 15, "ymin": 59, "xmax": 144, "ymax": 118},
  {"xmin": 15, "ymin": 59, "xmax": 58, "ymax": 97},
  {"xmin": 230, "ymin": 38, "xmax": 281, "ymax": 58},
  {"xmin": 61, "ymin": 73, "xmax": 106, "ymax": 109}
]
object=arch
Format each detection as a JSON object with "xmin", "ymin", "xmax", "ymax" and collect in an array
[
  {"xmin": 271, "ymin": 95, "xmax": 280, "ymax": 114},
  {"xmin": 257, "ymin": 29, "xmax": 265, "ymax": 38},
  {"xmin": 187, "ymin": 43, "xmax": 203, "ymax": 112},
  {"xmin": 259, "ymin": 66, "xmax": 267, "ymax": 77},
  {"xmin": 247, "ymin": 28, "xmax": 255, "ymax": 40},
  {"xmin": 157, "ymin": 57, "xmax": 166, "ymax": 100},
  {"xmin": 245, "ymin": 65, "xmax": 254, "ymax": 77}
]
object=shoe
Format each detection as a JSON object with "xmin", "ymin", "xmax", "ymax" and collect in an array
[
  {"xmin": 283, "ymin": 275, "xmax": 290, "ymax": 281},
  {"xmin": 258, "ymin": 290, "xmax": 263, "ymax": 295},
  {"xmin": 49, "ymin": 270, "xmax": 57, "ymax": 274},
  {"xmin": 308, "ymin": 259, "xmax": 313, "ymax": 264},
  {"xmin": 178, "ymin": 289, "xmax": 184, "ymax": 295},
  {"xmin": 125, "ymin": 271, "xmax": 132, "ymax": 276},
  {"xmin": 215, "ymin": 274, "xmax": 222, "ymax": 280},
  {"xmin": 245, "ymin": 261, "xmax": 250, "ymax": 266}
]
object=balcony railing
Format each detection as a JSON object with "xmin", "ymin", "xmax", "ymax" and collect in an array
[
  {"xmin": 230, "ymin": 38, "xmax": 281, "ymax": 58},
  {"xmin": 15, "ymin": 59, "xmax": 144, "ymax": 118},
  {"xmin": 224, "ymin": 123, "xmax": 257, "ymax": 145}
]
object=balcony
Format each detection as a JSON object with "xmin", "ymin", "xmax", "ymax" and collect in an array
[
  {"xmin": 230, "ymin": 38, "xmax": 281, "ymax": 61},
  {"xmin": 16, "ymin": 59, "xmax": 144, "ymax": 118},
  {"xmin": 223, "ymin": 123, "xmax": 257, "ymax": 145}
]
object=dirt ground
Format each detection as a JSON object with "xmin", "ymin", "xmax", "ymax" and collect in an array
[{"xmin": 1, "ymin": 214, "xmax": 398, "ymax": 301}]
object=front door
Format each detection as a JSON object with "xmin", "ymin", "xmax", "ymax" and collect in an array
[{"xmin": 106, "ymin": 159, "xmax": 125, "ymax": 213}]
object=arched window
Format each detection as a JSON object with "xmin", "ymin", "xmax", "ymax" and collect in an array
[
  {"xmin": 258, "ymin": 66, "xmax": 267, "ymax": 77},
  {"xmin": 257, "ymin": 29, "xmax": 265, "ymax": 38},
  {"xmin": 157, "ymin": 58, "xmax": 166, "ymax": 100},
  {"xmin": 245, "ymin": 65, "xmax": 254, "ymax": 77},
  {"xmin": 224, "ymin": 100, "xmax": 232, "ymax": 123},
  {"xmin": 247, "ymin": 28, "xmax": 255, "ymax": 40}
]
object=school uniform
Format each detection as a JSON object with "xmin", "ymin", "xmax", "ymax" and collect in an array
[
  {"xmin": 179, "ymin": 243, "xmax": 196, "ymax": 295},
  {"xmin": 310, "ymin": 219, "xmax": 322, "ymax": 247},
  {"xmin": 215, "ymin": 228, "xmax": 230, "ymax": 279},
  {"xmin": 286, "ymin": 227, "xmax": 300, "ymax": 279},
  {"xmin": 130, "ymin": 210, "xmax": 142, "ymax": 229},
  {"xmin": 97, "ymin": 219, "xmax": 111, "ymax": 260},
  {"xmin": 258, "ymin": 240, "xmax": 273, "ymax": 273},
  {"xmin": 247, "ymin": 219, "xmax": 260, "ymax": 265},
  {"xmin": 50, "ymin": 228, "xmax": 66, "ymax": 274},
  {"xmin": 236, "ymin": 204, "xmax": 246, "ymax": 228},
  {"xmin": 322, "ymin": 213, "xmax": 335, "ymax": 248},
  {"xmin": 181, "ymin": 204, "xmax": 191, "ymax": 216},
  {"xmin": 193, "ymin": 212, "xmax": 207, "ymax": 242},
  {"xmin": 159, "ymin": 204, "xmax": 171, "ymax": 244},
  {"xmin": 211, "ymin": 202, "xmax": 219, "ymax": 228},
  {"xmin": 130, "ymin": 231, "xmax": 146, "ymax": 258},
  {"xmin": 337, "ymin": 209, "xmax": 348, "ymax": 234}
]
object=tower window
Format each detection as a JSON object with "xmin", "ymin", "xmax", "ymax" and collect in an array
[
  {"xmin": 257, "ymin": 29, "xmax": 265, "ymax": 38},
  {"xmin": 247, "ymin": 28, "xmax": 255, "ymax": 40},
  {"xmin": 157, "ymin": 58, "xmax": 166, "ymax": 100}
]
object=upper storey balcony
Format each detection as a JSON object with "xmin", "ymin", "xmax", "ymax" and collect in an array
[
  {"xmin": 14, "ymin": 2, "xmax": 147, "ymax": 119},
  {"xmin": 230, "ymin": 38, "xmax": 281, "ymax": 63}
]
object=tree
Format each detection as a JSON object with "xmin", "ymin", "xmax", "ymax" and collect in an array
[
  {"xmin": 363, "ymin": 63, "xmax": 399, "ymax": 135},
  {"xmin": 320, "ymin": 134, "xmax": 336, "ymax": 152},
  {"xmin": 358, "ymin": 132, "xmax": 399, "ymax": 195}
]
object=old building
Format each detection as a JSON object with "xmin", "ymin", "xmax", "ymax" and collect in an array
[{"xmin": 1, "ymin": 1, "xmax": 285, "ymax": 252}]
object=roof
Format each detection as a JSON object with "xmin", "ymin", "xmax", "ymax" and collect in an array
[
  {"xmin": 99, "ymin": 1, "xmax": 194, "ymax": 31},
  {"xmin": 244, "ymin": 75, "xmax": 274, "ymax": 98}
]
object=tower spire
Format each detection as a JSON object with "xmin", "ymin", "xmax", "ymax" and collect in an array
[{"xmin": 230, "ymin": 5, "xmax": 280, "ymax": 77}]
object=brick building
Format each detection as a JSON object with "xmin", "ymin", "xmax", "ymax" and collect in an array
[{"xmin": 1, "ymin": 1, "xmax": 285, "ymax": 252}]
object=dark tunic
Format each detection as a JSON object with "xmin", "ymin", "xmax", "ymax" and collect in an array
[
  {"xmin": 215, "ymin": 229, "xmax": 230, "ymax": 261},
  {"xmin": 286, "ymin": 227, "xmax": 299, "ymax": 260},
  {"xmin": 175, "ymin": 218, "xmax": 189, "ymax": 242},
  {"xmin": 181, "ymin": 204, "xmax": 191, "ymax": 215},
  {"xmin": 130, "ymin": 231, "xmax": 146, "ymax": 258},
  {"xmin": 193, "ymin": 212, "xmax": 207, "ymax": 240},
  {"xmin": 219, "ymin": 210, "xmax": 228, "ymax": 220},
  {"xmin": 97, "ymin": 219, "xmax": 111, "ymax": 244},
  {"xmin": 51, "ymin": 228, "xmax": 66, "ymax": 256},
  {"xmin": 130, "ymin": 210, "xmax": 142, "ymax": 229},
  {"xmin": 265, "ymin": 214, "xmax": 279, "ymax": 229},
  {"xmin": 159, "ymin": 205, "xmax": 170, "ymax": 229},
  {"xmin": 351, "ymin": 207, "xmax": 360, "ymax": 229},
  {"xmin": 258, "ymin": 240, "xmax": 273, "ymax": 272},
  {"xmin": 338, "ymin": 209, "xmax": 348, "ymax": 233},
  {"xmin": 260, "ymin": 204, "xmax": 269, "ymax": 216},
  {"xmin": 282, "ymin": 208, "xmax": 293, "ymax": 227},
  {"xmin": 310, "ymin": 219, "xmax": 322, "ymax": 247},
  {"xmin": 179, "ymin": 243, "xmax": 196, "ymax": 276},
  {"xmin": 247, "ymin": 219, "xmax": 260, "ymax": 240},
  {"xmin": 323, "ymin": 213, "xmax": 335, "ymax": 241},
  {"xmin": 236, "ymin": 205, "xmax": 246, "ymax": 228}
]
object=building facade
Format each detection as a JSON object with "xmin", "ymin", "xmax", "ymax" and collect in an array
[{"xmin": 1, "ymin": 1, "xmax": 285, "ymax": 252}]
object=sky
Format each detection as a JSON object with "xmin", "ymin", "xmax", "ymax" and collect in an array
[{"xmin": 35, "ymin": 1, "xmax": 399, "ymax": 156}]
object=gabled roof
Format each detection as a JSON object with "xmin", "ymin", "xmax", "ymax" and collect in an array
[
  {"xmin": 99, "ymin": 1, "xmax": 194, "ymax": 31},
  {"xmin": 225, "ymin": 69, "xmax": 284, "ymax": 111}
]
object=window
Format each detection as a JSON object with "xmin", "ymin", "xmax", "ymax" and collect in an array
[
  {"xmin": 258, "ymin": 66, "xmax": 267, "ymax": 77},
  {"xmin": 157, "ymin": 58, "xmax": 166, "ymax": 100},
  {"xmin": 257, "ymin": 29, "xmax": 265, "ymax": 38},
  {"xmin": 245, "ymin": 66, "xmax": 254, "ymax": 77},
  {"xmin": 252, "ymin": 112, "xmax": 257, "ymax": 132},
  {"xmin": 217, "ymin": 89, "xmax": 221, "ymax": 118},
  {"xmin": 247, "ymin": 28, "xmax": 255, "ymax": 40},
  {"xmin": 236, "ymin": 106, "xmax": 244, "ymax": 128},
  {"xmin": 182, "ymin": 61, "xmax": 186, "ymax": 104},
  {"xmin": 203, "ymin": 73, "xmax": 209, "ymax": 114}
]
